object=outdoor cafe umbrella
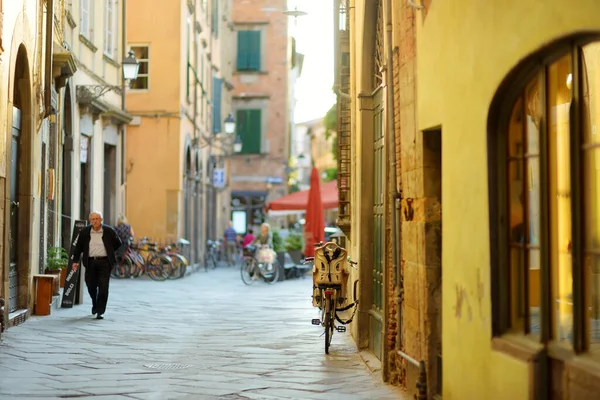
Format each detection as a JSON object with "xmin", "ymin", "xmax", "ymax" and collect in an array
[{"xmin": 304, "ymin": 167, "xmax": 325, "ymax": 258}]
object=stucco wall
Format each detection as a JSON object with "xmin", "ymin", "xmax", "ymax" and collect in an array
[
  {"xmin": 229, "ymin": 0, "xmax": 289, "ymax": 199},
  {"xmin": 417, "ymin": 1, "xmax": 600, "ymax": 398}
]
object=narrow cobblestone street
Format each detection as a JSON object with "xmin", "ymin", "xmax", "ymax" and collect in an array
[{"xmin": 0, "ymin": 266, "xmax": 405, "ymax": 400}]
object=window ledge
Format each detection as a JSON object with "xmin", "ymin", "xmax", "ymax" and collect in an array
[
  {"xmin": 234, "ymin": 71, "xmax": 268, "ymax": 75},
  {"xmin": 103, "ymin": 54, "xmax": 120, "ymax": 68},
  {"xmin": 491, "ymin": 334, "xmax": 543, "ymax": 362},
  {"xmin": 79, "ymin": 34, "xmax": 97, "ymax": 53}
]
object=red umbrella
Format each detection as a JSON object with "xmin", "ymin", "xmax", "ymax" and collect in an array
[{"xmin": 304, "ymin": 167, "xmax": 325, "ymax": 258}]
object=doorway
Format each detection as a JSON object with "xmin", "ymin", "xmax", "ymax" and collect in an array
[
  {"xmin": 370, "ymin": 88, "xmax": 385, "ymax": 360},
  {"xmin": 80, "ymin": 136, "xmax": 91, "ymax": 220},
  {"xmin": 423, "ymin": 128, "xmax": 442, "ymax": 396},
  {"xmin": 61, "ymin": 87, "xmax": 73, "ymax": 251},
  {"xmin": 38, "ymin": 141, "xmax": 46, "ymax": 273},
  {"xmin": 8, "ymin": 107, "xmax": 21, "ymax": 312},
  {"xmin": 103, "ymin": 144, "xmax": 116, "ymax": 224},
  {"xmin": 7, "ymin": 46, "xmax": 33, "ymax": 316}
]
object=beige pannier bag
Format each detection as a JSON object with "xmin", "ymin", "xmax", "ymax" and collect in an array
[{"xmin": 312, "ymin": 242, "xmax": 350, "ymax": 307}]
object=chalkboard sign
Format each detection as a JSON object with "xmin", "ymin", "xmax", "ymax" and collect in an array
[{"xmin": 60, "ymin": 220, "xmax": 87, "ymax": 308}]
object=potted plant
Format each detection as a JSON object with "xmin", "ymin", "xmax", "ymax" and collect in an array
[
  {"xmin": 272, "ymin": 230, "xmax": 286, "ymax": 281},
  {"xmin": 45, "ymin": 247, "xmax": 69, "ymax": 289},
  {"xmin": 284, "ymin": 232, "xmax": 304, "ymax": 265}
]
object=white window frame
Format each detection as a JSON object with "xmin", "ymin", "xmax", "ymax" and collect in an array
[
  {"xmin": 104, "ymin": 0, "xmax": 117, "ymax": 58},
  {"xmin": 129, "ymin": 45, "xmax": 150, "ymax": 91},
  {"xmin": 80, "ymin": 0, "xmax": 92, "ymax": 40}
]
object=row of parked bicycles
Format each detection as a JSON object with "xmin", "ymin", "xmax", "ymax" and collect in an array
[{"xmin": 111, "ymin": 237, "xmax": 189, "ymax": 281}]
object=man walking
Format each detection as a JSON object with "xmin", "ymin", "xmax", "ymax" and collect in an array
[
  {"xmin": 71, "ymin": 211, "xmax": 122, "ymax": 320},
  {"xmin": 223, "ymin": 221, "xmax": 238, "ymax": 266}
]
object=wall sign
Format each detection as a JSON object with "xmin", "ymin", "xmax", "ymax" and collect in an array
[{"xmin": 60, "ymin": 220, "xmax": 87, "ymax": 308}]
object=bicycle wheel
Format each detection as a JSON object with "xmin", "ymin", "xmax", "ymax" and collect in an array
[
  {"xmin": 146, "ymin": 254, "xmax": 172, "ymax": 281},
  {"xmin": 130, "ymin": 251, "xmax": 144, "ymax": 278},
  {"xmin": 241, "ymin": 257, "xmax": 256, "ymax": 285},
  {"xmin": 324, "ymin": 294, "xmax": 334, "ymax": 354},
  {"xmin": 111, "ymin": 257, "xmax": 130, "ymax": 279},
  {"xmin": 168, "ymin": 253, "xmax": 188, "ymax": 279},
  {"xmin": 262, "ymin": 260, "xmax": 280, "ymax": 284},
  {"xmin": 210, "ymin": 253, "xmax": 217, "ymax": 269}
]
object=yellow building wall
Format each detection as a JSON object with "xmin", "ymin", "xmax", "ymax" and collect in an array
[
  {"xmin": 126, "ymin": 0, "xmax": 183, "ymax": 241},
  {"xmin": 126, "ymin": 117, "xmax": 181, "ymax": 240},
  {"xmin": 417, "ymin": 1, "xmax": 600, "ymax": 398},
  {"xmin": 126, "ymin": 0, "xmax": 181, "ymax": 112}
]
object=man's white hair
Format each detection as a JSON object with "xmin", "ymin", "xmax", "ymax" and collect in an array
[{"xmin": 89, "ymin": 211, "xmax": 103, "ymax": 220}]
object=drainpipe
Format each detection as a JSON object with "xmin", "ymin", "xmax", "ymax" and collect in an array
[
  {"xmin": 44, "ymin": 0, "xmax": 54, "ymax": 118},
  {"xmin": 384, "ymin": 0, "xmax": 403, "ymax": 372},
  {"xmin": 121, "ymin": 0, "xmax": 127, "ymax": 215}
]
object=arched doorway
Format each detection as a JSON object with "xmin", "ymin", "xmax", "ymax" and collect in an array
[
  {"xmin": 194, "ymin": 150, "xmax": 203, "ymax": 264},
  {"xmin": 61, "ymin": 84, "xmax": 74, "ymax": 252},
  {"xmin": 183, "ymin": 145, "xmax": 192, "ymax": 252},
  {"xmin": 7, "ymin": 45, "xmax": 33, "ymax": 315}
]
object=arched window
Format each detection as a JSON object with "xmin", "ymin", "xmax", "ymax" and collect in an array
[{"xmin": 490, "ymin": 37, "xmax": 600, "ymax": 356}]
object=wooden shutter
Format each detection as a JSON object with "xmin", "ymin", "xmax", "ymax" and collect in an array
[
  {"xmin": 212, "ymin": 77, "xmax": 222, "ymax": 134},
  {"xmin": 247, "ymin": 31, "xmax": 261, "ymax": 71},
  {"xmin": 237, "ymin": 30, "xmax": 261, "ymax": 71},
  {"xmin": 237, "ymin": 109, "xmax": 261, "ymax": 154},
  {"xmin": 237, "ymin": 31, "xmax": 249, "ymax": 70}
]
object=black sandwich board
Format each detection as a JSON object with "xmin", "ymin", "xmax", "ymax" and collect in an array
[{"xmin": 60, "ymin": 220, "xmax": 87, "ymax": 308}]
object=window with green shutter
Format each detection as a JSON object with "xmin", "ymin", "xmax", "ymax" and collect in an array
[
  {"xmin": 237, "ymin": 30, "xmax": 261, "ymax": 72},
  {"xmin": 236, "ymin": 109, "xmax": 261, "ymax": 154},
  {"xmin": 212, "ymin": 77, "xmax": 222, "ymax": 134}
]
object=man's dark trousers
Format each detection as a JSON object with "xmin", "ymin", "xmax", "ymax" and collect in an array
[{"xmin": 85, "ymin": 257, "xmax": 111, "ymax": 315}]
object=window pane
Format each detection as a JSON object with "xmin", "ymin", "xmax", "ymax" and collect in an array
[
  {"xmin": 529, "ymin": 248, "xmax": 542, "ymax": 335},
  {"xmin": 525, "ymin": 76, "xmax": 542, "ymax": 337},
  {"xmin": 510, "ymin": 247, "xmax": 526, "ymax": 331},
  {"xmin": 582, "ymin": 42, "xmax": 600, "ymax": 352},
  {"xmin": 548, "ymin": 53, "xmax": 573, "ymax": 345}
]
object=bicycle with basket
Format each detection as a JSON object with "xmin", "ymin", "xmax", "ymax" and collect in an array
[{"xmin": 303, "ymin": 241, "xmax": 359, "ymax": 354}]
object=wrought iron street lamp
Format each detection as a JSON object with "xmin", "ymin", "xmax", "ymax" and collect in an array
[
  {"xmin": 122, "ymin": 50, "xmax": 141, "ymax": 81},
  {"xmin": 224, "ymin": 113, "xmax": 236, "ymax": 135},
  {"xmin": 222, "ymin": 113, "xmax": 243, "ymax": 154},
  {"xmin": 76, "ymin": 50, "xmax": 140, "ymax": 103}
]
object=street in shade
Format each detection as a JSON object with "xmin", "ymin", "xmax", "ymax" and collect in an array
[{"xmin": 0, "ymin": 266, "xmax": 406, "ymax": 400}]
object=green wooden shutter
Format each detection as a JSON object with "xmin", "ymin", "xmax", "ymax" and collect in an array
[
  {"xmin": 237, "ymin": 30, "xmax": 260, "ymax": 71},
  {"xmin": 237, "ymin": 109, "xmax": 261, "ymax": 154},
  {"xmin": 247, "ymin": 31, "xmax": 261, "ymax": 71},
  {"xmin": 237, "ymin": 31, "xmax": 249, "ymax": 70},
  {"xmin": 212, "ymin": 77, "xmax": 222, "ymax": 134}
]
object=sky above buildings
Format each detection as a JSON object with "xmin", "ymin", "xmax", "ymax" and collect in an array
[{"xmin": 288, "ymin": 0, "xmax": 335, "ymax": 123}]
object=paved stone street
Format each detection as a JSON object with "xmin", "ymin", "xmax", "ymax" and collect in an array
[{"xmin": 0, "ymin": 265, "xmax": 405, "ymax": 400}]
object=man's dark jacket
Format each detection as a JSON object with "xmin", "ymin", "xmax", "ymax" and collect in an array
[{"xmin": 70, "ymin": 224, "xmax": 122, "ymax": 267}]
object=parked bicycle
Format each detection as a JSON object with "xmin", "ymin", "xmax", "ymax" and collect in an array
[
  {"xmin": 112, "ymin": 237, "xmax": 173, "ymax": 281},
  {"xmin": 204, "ymin": 240, "xmax": 218, "ymax": 271},
  {"xmin": 164, "ymin": 241, "xmax": 189, "ymax": 279},
  {"xmin": 240, "ymin": 244, "xmax": 280, "ymax": 285},
  {"xmin": 304, "ymin": 241, "xmax": 359, "ymax": 354}
]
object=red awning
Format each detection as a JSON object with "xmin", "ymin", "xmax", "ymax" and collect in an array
[{"xmin": 265, "ymin": 180, "xmax": 338, "ymax": 211}]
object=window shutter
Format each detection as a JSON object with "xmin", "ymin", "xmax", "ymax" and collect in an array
[
  {"xmin": 237, "ymin": 31, "xmax": 249, "ymax": 70},
  {"xmin": 248, "ymin": 31, "xmax": 261, "ymax": 71},
  {"xmin": 237, "ymin": 109, "xmax": 261, "ymax": 154},
  {"xmin": 212, "ymin": 77, "xmax": 222, "ymax": 134}
]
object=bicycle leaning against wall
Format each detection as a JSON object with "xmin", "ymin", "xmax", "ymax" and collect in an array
[{"xmin": 303, "ymin": 241, "xmax": 359, "ymax": 354}]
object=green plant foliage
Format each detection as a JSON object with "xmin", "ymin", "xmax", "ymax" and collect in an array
[
  {"xmin": 46, "ymin": 247, "xmax": 69, "ymax": 270},
  {"xmin": 284, "ymin": 232, "xmax": 304, "ymax": 251},
  {"xmin": 323, "ymin": 167, "xmax": 337, "ymax": 182},
  {"xmin": 323, "ymin": 104, "xmax": 338, "ymax": 161},
  {"xmin": 272, "ymin": 230, "xmax": 285, "ymax": 253},
  {"xmin": 323, "ymin": 104, "xmax": 337, "ymax": 138}
]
